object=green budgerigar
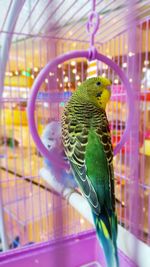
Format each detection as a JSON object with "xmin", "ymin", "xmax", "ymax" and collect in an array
[{"xmin": 61, "ymin": 76, "xmax": 119, "ymax": 267}]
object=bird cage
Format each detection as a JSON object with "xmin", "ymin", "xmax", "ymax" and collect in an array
[{"xmin": 0, "ymin": 1, "xmax": 150, "ymax": 267}]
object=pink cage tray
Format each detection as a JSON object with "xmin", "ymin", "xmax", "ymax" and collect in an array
[{"xmin": 0, "ymin": 231, "xmax": 136, "ymax": 267}]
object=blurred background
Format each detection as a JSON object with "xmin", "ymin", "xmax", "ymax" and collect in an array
[{"xmin": 0, "ymin": 1, "xmax": 150, "ymax": 266}]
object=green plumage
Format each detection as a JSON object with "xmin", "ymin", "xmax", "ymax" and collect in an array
[
  {"xmin": 86, "ymin": 129, "xmax": 111, "ymax": 209},
  {"xmin": 61, "ymin": 77, "xmax": 119, "ymax": 267}
]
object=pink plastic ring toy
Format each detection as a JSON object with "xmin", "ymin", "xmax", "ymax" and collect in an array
[{"xmin": 27, "ymin": 49, "xmax": 134, "ymax": 166}]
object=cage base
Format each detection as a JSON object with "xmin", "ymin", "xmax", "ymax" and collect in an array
[{"xmin": 0, "ymin": 231, "xmax": 136, "ymax": 267}]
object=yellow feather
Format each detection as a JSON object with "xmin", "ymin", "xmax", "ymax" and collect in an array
[
  {"xmin": 99, "ymin": 220, "xmax": 110, "ymax": 239},
  {"xmin": 98, "ymin": 89, "xmax": 111, "ymax": 109}
]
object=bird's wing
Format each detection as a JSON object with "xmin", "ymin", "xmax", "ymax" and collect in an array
[{"xmin": 61, "ymin": 109, "xmax": 115, "ymax": 216}]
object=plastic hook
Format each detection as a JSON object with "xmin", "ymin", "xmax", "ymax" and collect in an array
[
  {"xmin": 86, "ymin": 11, "xmax": 100, "ymax": 47},
  {"xmin": 86, "ymin": 0, "xmax": 100, "ymax": 61}
]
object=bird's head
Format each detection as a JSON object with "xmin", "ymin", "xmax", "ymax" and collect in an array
[{"xmin": 77, "ymin": 76, "xmax": 112, "ymax": 109}]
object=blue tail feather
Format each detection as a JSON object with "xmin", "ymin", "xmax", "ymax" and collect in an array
[{"xmin": 92, "ymin": 211, "xmax": 119, "ymax": 267}]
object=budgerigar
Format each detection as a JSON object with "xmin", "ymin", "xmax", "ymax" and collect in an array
[
  {"xmin": 61, "ymin": 77, "xmax": 119, "ymax": 267},
  {"xmin": 41, "ymin": 121, "xmax": 77, "ymax": 189}
]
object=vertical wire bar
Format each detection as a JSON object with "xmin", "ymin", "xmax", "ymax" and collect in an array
[
  {"xmin": 75, "ymin": 59, "xmax": 77, "ymax": 90},
  {"xmin": 101, "ymin": 44, "xmax": 104, "ymax": 76},
  {"xmin": 116, "ymin": 35, "xmax": 119, "ymax": 183},
  {"xmin": 97, "ymin": 46, "xmax": 100, "ymax": 76},
  {"xmin": 128, "ymin": 28, "xmax": 133, "ymax": 233},
  {"xmin": 118, "ymin": 34, "xmax": 122, "ymax": 222},
  {"xmin": 68, "ymin": 57, "xmax": 71, "ymax": 92},
  {"xmin": 111, "ymin": 36, "xmax": 115, "ymax": 178},
  {"xmin": 139, "ymin": 22, "xmax": 145, "ymax": 241},
  {"xmin": 19, "ymin": 38, "xmax": 27, "ymax": 243},
  {"xmin": 127, "ymin": 2, "xmax": 140, "ymax": 259},
  {"xmin": 67, "ymin": 42, "xmax": 71, "ymax": 238},
  {"xmin": 0, "ymin": 183, "xmax": 8, "ymax": 250},
  {"xmin": 40, "ymin": 40, "xmax": 47, "ymax": 241},
  {"xmin": 1, "ymin": 61, "xmax": 13, "ymax": 244},
  {"xmin": 119, "ymin": 34, "xmax": 122, "ymax": 221},
  {"xmin": 141, "ymin": 20, "xmax": 148, "ymax": 243},
  {"xmin": 44, "ymin": 38, "xmax": 50, "ymax": 241},
  {"xmin": 128, "ymin": 8, "xmax": 139, "ymax": 237},
  {"xmin": 22, "ymin": 38, "xmax": 29, "ymax": 243},
  {"xmin": 61, "ymin": 43, "xmax": 65, "ymax": 93},
  {"xmin": 81, "ymin": 43, "xmax": 84, "ymax": 82},
  {"xmin": 55, "ymin": 43, "xmax": 64, "ymax": 249},
  {"xmin": 45, "ymin": 38, "xmax": 51, "ymax": 240},
  {"xmin": 31, "ymin": 37, "xmax": 36, "ymax": 243},
  {"xmin": 0, "ymin": 37, "xmax": 9, "ymax": 248},
  {"xmin": 52, "ymin": 44, "xmax": 62, "ymax": 239},
  {"xmin": 104, "ymin": 42, "xmax": 107, "ymax": 76},
  {"xmin": 72, "ymin": 40, "xmax": 76, "ymax": 235},
  {"xmin": 47, "ymin": 41, "xmax": 52, "ymax": 119},
  {"xmin": 24, "ymin": 38, "xmax": 28, "ymax": 99},
  {"xmin": 114, "ymin": 35, "xmax": 120, "ymax": 220},
  {"xmin": 148, "ymin": 19, "xmax": 150, "ymax": 245},
  {"xmin": 7, "ymin": 43, "xmax": 15, "ymax": 243},
  {"xmin": 14, "ymin": 34, "xmax": 22, "ymax": 245},
  {"xmin": 102, "ymin": 43, "xmax": 105, "ymax": 77},
  {"xmin": 113, "ymin": 37, "xmax": 119, "ymax": 222},
  {"xmin": 85, "ymin": 43, "xmax": 88, "ymax": 80},
  {"xmin": 26, "ymin": 39, "xmax": 35, "ymax": 243},
  {"xmin": 56, "ymin": 77, "xmax": 60, "ymax": 120},
  {"xmin": 38, "ymin": 37, "xmax": 44, "ymax": 241},
  {"xmin": 120, "ymin": 33, "xmax": 125, "ymax": 222},
  {"xmin": 24, "ymin": 37, "xmax": 32, "ymax": 242},
  {"xmin": 98, "ymin": 45, "xmax": 101, "ymax": 76},
  {"xmin": 57, "ymin": 43, "xmax": 65, "ymax": 241},
  {"xmin": 108, "ymin": 40, "xmax": 111, "ymax": 78},
  {"xmin": 124, "ymin": 32, "xmax": 128, "ymax": 229},
  {"xmin": 84, "ymin": 43, "xmax": 88, "ymax": 81}
]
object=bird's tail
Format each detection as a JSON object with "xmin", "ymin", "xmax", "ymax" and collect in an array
[{"xmin": 92, "ymin": 210, "xmax": 119, "ymax": 267}]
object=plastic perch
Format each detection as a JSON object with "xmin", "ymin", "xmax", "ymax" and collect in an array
[{"xmin": 39, "ymin": 167, "xmax": 94, "ymax": 224}]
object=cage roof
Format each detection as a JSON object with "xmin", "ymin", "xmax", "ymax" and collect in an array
[{"xmin": 0, "ymin": 0, "xmax": 150, "ymax": 44}]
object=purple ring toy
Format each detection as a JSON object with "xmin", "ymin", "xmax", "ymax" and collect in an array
[{"xmin": 27, "ymin": 49, "xmax": 134, "ymax": 166}]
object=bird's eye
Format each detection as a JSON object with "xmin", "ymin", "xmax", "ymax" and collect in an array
[
  {"xmin": 96, "ymin": 81, "xmax": 101, "ymax": 86},
  {"xmin": 96, "ymin": 92, "xmax": 102, "ymax": 97}
]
